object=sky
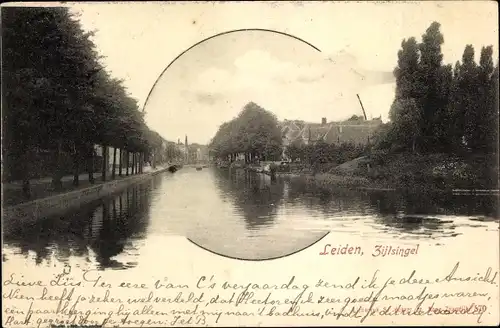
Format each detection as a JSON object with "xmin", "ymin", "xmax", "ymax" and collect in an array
[{"xmin": 56, "ymin": 1, "xmax": 499, "ymax": 144}]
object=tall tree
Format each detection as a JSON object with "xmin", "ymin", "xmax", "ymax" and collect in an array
[
  {"xmin": 2, "ymin": 7, "xmax": 161, "ymax": 196},
  {"xmin": 457, "ymin": 45, "xmax": 480, "ymax": 152},
  {"xmin": 433, "ymin": 63, "xmax": 454, "ymax": 151},
  {"xmin": 209, "ymin": 102, "xmax": 282, "ymax": 162},
  {"xmin": 389, "ymin": 37, "xmax": 423, "ymax": 152},
  {"xmin": 446, "ymin": 61, "xmax": 465, "ymax": 152},
  {"xmin": 393, "ymin": 37, "xmax": 421, "ymax": 100},
  {"xmin": 418, "ymin": 21, "xmax": 446, "ymax": 151},
  {"xmin": 490, "ymin": 63, "xmax": 499, "ymax": 153},
  {"xmin": 378, "ymin": 21, "xmax": 497, "ymax": 160},
  {"xmin": 470, "ymin": 45, "xmax": 496, "ymax": 153},
  {"xmin": 389, "ymin": 98, "xmax": 423, "ymax": 152}
]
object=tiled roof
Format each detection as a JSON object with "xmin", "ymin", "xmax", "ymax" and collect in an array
[
  {"xmin": 280, "ymin": 118, "xmax": 383, "ymax": 145},
  {"xmin": 296, "ymin": 124, "xmax": 332, "ymax": 142},
  {"xmin": 324, "ymin": 124, "xmax": 378, "ymax": 144}
]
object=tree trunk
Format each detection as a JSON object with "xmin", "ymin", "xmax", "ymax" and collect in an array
[
  {"xmin": 130, "ymin": 153, "xmax": 134, "ymax": 175},
  {"xmin": 133, "ymin": 153, "xmax": 136, "ymax": 174},
  {"xmin": 51, "ymin": 139, "xmax": 63, "ymax": 191},
  {"xmin": 132, "ymin": 153, "xmax": 136, "ymax": 175},
  {"xmin": 125, "ymin": 150, "xmax": 129, "ymax": 176},
  {"xmin": 102, "ymin": 145, "xmax": 108, "ymax": 182},
  {"xmin": 118, "ymin": 148, "xmax": 123, "ymax": 177},
  {"xmin": 135, "ymin": 153, "xmax": 139, "ymax": 173},
  {"xmin": 112, "ymin": 147, "xmax": 117, "ymax": 179},
  {"xmin": 135, "ymin": 153, "xmax": 138, "ymax": 174}
]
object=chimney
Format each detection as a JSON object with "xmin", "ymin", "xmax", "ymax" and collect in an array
[{"xmin": 321, "ymin": 117, "xmax": 327, "ymax": 125}]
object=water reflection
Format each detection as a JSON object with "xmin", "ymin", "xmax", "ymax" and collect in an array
[
  {"xmin": 3, "ymin": 176, "xmax": 161, "ymax": 270},
  {"xmin": 2, "ymin": 168, "xmax": 499, "ymax": 266},
  {"xmin": 282, "ymin": 178, "xmax": 372, "ymax": 215},
  {"xmin": 213, "ymin": 169, "xmax": 285, "ymax": 230}
]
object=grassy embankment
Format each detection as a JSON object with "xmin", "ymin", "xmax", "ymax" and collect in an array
[{"xmin": 278, "ymin": 152, "xmax": 499, "ymax": 192}]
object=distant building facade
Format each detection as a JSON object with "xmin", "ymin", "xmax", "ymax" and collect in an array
[{"xmin": 174, "ymin": 136, "xmax": 209, "ymax": 164}]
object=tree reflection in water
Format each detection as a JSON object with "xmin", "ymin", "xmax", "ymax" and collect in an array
[
  {"xmin": 367, "ymin": 189, "xmax": 498, "ymax": 235},
  {"xmin": 213, "ymin": 170, "xmax": 497, "ymax": 236},
  {"xmin": 283, "ymin": 178, "xmax": 371, "ymax": 215},
  {"xmin": 213, "ymin": 168, "xmax": 285, "ymax": 230},
  {"xmin": 3, "ymin": 176, "xmax": 163, "ymax": 270},
  {"xmin": 4, "ymin": 170, "xmax": 498, "ymax": 267}
]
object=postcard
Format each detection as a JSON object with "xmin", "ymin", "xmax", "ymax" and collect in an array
[{"xmin": 2, "ymin": 1, "xmax": 499, "ymax": 327}]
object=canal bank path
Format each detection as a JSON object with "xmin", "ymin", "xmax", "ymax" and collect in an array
[{"xmin": 2, "ymin": 165, "xmax": 167, "ymax": 207}]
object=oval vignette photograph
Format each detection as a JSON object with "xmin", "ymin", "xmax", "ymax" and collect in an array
[
  {"xmin": 143, "ymin": 29, "xmax": 395, "ymax": 260},
  {"xmin": 1, "ymin": 2, "xmax": 499, "ymax": 327}
]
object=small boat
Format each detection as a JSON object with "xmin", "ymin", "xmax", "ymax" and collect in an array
[{"xmin": 196, "ymin": 167, "xmax": 202, "ymax": 171}]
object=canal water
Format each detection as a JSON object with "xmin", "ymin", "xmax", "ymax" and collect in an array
[{"xmin": 3, "ymin": 167, "xmax": 499, "ymax": 268}]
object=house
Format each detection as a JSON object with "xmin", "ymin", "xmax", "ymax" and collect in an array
[
  {"xmin": 279, "ymin": 119, "xmax": 306, "ymax": 147},
  {"xmin": 189, "ymin": 144, "xmax": 209, "ymax": 163},
  {"xmin": 324, "ymin": 117, "xmax": 383, "ymax": 145},
  {"xmin": 280, "ymin": 116, "xmax": 383, "ymax": 160}
]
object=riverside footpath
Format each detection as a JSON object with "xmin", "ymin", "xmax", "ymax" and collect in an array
[{"xmin": 2, "ymin": 164, "xmax": 170, "ymax": 224}]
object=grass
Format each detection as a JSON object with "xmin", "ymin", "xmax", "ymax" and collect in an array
[
  {"xmin": 357, "ymin": 152, "xmax": 498, "ymax": 191},
  {"xmin": 273, "ymin": 152, "xmax": 498, "ymax": 192}
]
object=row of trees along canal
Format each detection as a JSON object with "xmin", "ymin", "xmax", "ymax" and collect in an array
[
  {"xmin": 2, "ymin": 7, "xmax": 166, "ymax": 198},
  {"xmin": 371, "ymin": 21, "xmax": 499, "ymax": 188},
  {"xmin": 377, "ymin": 21, "xmax": 498, "ymax": 156}
]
